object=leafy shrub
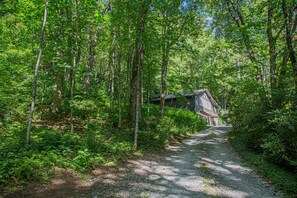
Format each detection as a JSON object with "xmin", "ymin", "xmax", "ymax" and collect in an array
[
  {"xmin": 72, "ymin": 149, "xmax": 92, "ymax": 171},
  {"xmin": 229, "ymin": 81, "xmax": 297, "ymax": 171},
  {"xmin": 139, "ymin": 105, "xmax": 207, "ymax": 148},
  {"xmin": 72, "ymin": 99, "xmax": 98, "ymax": 118},
  {"xmin": 262, "ymin": 108, "xmax": 297, "ymax": 168},
  {"xmin": 261, "ymin": 133, "xmax": 288, "ymax": 163},
  {"xmin": 229, "ymin": 81, "xmax": 270, "ymax": 151},
  {"xmin": 0, "ymin": 103, "xmax": 207, "ymax": 189}
]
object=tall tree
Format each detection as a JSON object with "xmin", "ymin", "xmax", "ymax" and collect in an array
[
  {"xmin": 83, "ymin": 24, "xmax": 99, "ymax": 93},
  {"xmin": 128, "ymin": 0, "xmax": 151, "ymax": 121},
  {"xmin": 158, "ymin": 0, "xmax": 195, "ymax": 115},
  {"xmin": 266, "ymin": 0, "xmax": 284, "ymax": 106},
  {"xmin": 224, "ymin": 0, "xmax": 262, "ymax": 82},
  {"xmin": 282, "ymin": 0, "xmax": 297, "ymax": 105},
  {"xmin": 26, "ymin": 0, "xmax": 48, "ymax": 145},
  {"xmin": 129, "ymin": 0, "xmax": 152, "ymax": 149}
]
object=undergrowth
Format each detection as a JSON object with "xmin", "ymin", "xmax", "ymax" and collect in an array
[
  {"xmin": 0, "ymin": 104, "xmax": 206, "ymax": 191},
  {"xmin": 228, "ymin": 130, "xmax": 297, "ymax": 197}
]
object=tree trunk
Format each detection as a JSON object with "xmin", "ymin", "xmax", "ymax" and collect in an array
[
  {"xmin": 83, "ymin": 25, "xmax": 98, "ymax": 93},
  {"xmin": 110, "ymin": 33, "xmax": 116, "ymax": 109},
  {"xmin": 70, "ymin": 0, "xmax": 81, "ymax": 132},
  {"xmin": 126, "ymin": 26, "xmax": 132, "ymax": 95},
  {"xmin": 267, "ymin": 1, "xmax": 277, "ymax": 105},
  {"xmin": 130, "ymin": 0, "xmax": 152, "ymax": 149},
  {"xmin": 26, "ymin": 0, "xmax": 48, "ymax": 145},
  {"xmin": 134, "ymin": 63, "xmax": 140, "ymax": 150},
  {"xmin": 52, "ymin": 71, "xmax": 63, "ymax": 113},
  {"xmin": 117, "ymin": 48, "xmax": 122, "ymax": 128},
  {"xmin": 147, "ymin": 64, "xmax": 151, "ymax": 116},
  {"xmin": 282, "ymin": 0, "xmax": 297, "ymax": 105},
  {"xmin": 159, "ymin": 43, "xmax": 169, "ymax": 116},
  {"xmin": 128, "ymin": 0, "xmax": 151, "ymax": 121}
]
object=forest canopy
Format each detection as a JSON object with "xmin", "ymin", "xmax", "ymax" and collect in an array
[{"xmin": 0, "ymin": 0, "xmax": 296, "ymax": 193}]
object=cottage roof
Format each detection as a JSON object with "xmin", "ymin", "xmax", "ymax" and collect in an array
[
  {"xmin": 150, "ymin": 89, "xmax": 219, "ymax": 107},
  {"xmin": 150, "ymin": 94, "xmax": 176, "ymax": 101}
]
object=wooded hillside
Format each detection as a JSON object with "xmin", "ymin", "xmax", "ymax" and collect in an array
[{"xmin": 0, "ymin": 0, "xmax": 296, "ymax": 194}]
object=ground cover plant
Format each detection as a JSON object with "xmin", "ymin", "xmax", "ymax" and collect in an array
[
  {"xmin": 0, "ymin": 104, "xmax": 206, "ymax": 190},
  {"xmin": 1, "ymin": 0, "xmax": 296, "ymax": 195},
  {"xmin": 228, "ymin": 130, "xmax": 297, "ymax": 197}
]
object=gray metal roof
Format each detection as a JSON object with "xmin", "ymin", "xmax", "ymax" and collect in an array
[{"xmin": 150, "ymin": 89, "xmax": 219, "ymax": 107}]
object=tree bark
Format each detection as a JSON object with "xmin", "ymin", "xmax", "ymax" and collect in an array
[
  {"xmin": 117, "ymin": 49, "xmax": 122, "ymax": 128},
  {"xmin": 83, "ymin": 25, "xmax": 98, "ymax": 93},
  {"xmin": 70, "ymin": 0, "xmax": 82, "ymax": 132},
  {"xmin": 159, "ymin": 43, "xmax": 169, "ymax": 116},
  {"xmin": 26, "ymin": 0, "xmax": 48, "ymax": 145},
  {"xmin": 52, "ymin": 71, "xmax": 63, "ymax": 113},
  {"xmin": 110, "ymin": 33, "xmax": 116, "ymax": 109},
  {"xmin": 267, "ymin": 1, "xmax": 277, "ymax": 105},
  {"xmin": 282, "ymin": 0, "xmax": 297, "ymax": 105},
  {"xmin": 128, "ymin": 0, "xmax": 151, "ymax": 121},
  {"xmin": 130, "ymin": 0, "xmax": 152, "ymax": 150}
]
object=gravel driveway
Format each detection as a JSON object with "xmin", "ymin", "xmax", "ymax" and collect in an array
[
  {"xmin": 90, "ymin": 125, "xmax": 281, "ymax": 197},
  {"xmin": 7, "ymin": 126, "xmax": 282, "ymax": 198}
]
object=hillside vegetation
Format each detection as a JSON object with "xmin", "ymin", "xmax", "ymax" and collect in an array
[{"xmin": 0, "ymin": 0, "xmax": 296, "ymax": 193}]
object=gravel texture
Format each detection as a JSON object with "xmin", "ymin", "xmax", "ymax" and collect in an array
[
  {"xmin": 91, "ymin": 125, "xmax": 281, "ymax": 197},
  {"xmin": 6, "ymin": 126, "xmax": 282, "ymax": 198}
]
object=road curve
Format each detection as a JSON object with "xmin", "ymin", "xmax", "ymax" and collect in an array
[
  {"xmin": 90, "ymin": 125, "xmax": 281, "ymax": 197},
  {"xmin": 6, "ymin": 126, "xmax": 282, "ymax": 198}
]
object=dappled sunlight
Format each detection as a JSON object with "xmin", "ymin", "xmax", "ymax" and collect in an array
[{"xmin": 6, "ymin": 126, "xmax": 281, "ymax": 198}]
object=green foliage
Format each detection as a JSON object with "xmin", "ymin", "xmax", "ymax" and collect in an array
[
  {"xmin": 262, "ymin": 108, "xmax": 297, "ymax": 168},
  {"xmin": 229, "ymin": 130, "xmax": 297, "ymax": 197},
  {"xmin": 72, "ymin": 99, "xmax": 98, "ymax": 118},
  {"xmin": 261, "ymin": 133, "xmax": 288, "ymax": 164},
  {"xmin": 229, "ymin": 80, "xmax": 297, "ymax": 179},
  {"xmin": 139, "ymin": 105, "xmax": 207, "ymax": 149},
  {"xmin": 1, "ymin": 0, "xmax": 295, "ymax": 194},
  {"xmin": 0, "ymin": 104, "xmax": 206, "ymax": 189},
  {"xmin": 229, "ymin": 81, "xmax": 269, "ymax": 150}
]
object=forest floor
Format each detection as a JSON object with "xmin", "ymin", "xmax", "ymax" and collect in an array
[{"xmin": 4, "ymin": 126, "xmax": 282, "ymax": 198}]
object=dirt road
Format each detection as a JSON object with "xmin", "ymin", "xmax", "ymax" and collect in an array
[{"xmin": 7, "ymin": 126, "xmax": 281, "ymax": 197}]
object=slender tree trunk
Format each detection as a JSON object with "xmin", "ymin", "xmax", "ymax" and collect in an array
[
  {"xmin": 70, "ymin": 0, "xmax": 81, "ymax": 132},
  {"xmin": 70, "ymin": 57, "xmax": 75, "ymax": 132},
  {"xmin": 26, "ymin": 0, "xmax": 48, "ymax": 145},
  {"xmin": 83, "ymin": 25, "xmax": 98, "ymax": 93},
  {"xmin": 117, "ymin": 48, "xmax": 122, "ymax": 128},
  {"xmin": 128, "ymin": 0, "xmax": 151, "ymax": 121},
  {"xmin": 147, "ymin": 65, "xmax": 151, "ymax": 116},
  {"xmin": 115, "ymin": 24, "xmax": 122, "ymax": 128},
  {"xmin": 282, "ymin": 0, "xmax": 297, "ymax": 105},
  {"xmin": 134, "ymin": 63, "xmax": 140, "ymax": 150},
  {"xmin": 267, "ymin": 1, "xmax": 277, "ymax": 106},
  {"xmin": 130, "ymin": 0, "xmax": 152, "ymax": 149},
  {"xmin": 52, "ymin": 71, "xmax": 63, "ymax": 112},
  {"xmin": 110, "ymin": 33, "xmax": 116, "ymax": 109},
  {"xmin": 126, "ymin": 26, "xmax": 132, "ymax": 95},
  {"xmin": 159, "ymin": 43, "xmax": 169, "ymax": 116}
]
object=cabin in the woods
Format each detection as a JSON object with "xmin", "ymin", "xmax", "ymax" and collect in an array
[{"xmin": 150, "ymin": 89, "xmax": 219, "ymax": 126}]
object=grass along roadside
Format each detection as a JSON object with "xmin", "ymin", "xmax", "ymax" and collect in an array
[{"xmin": 228, "ymin": 130, "xmax": 297, "ymax": 197}]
